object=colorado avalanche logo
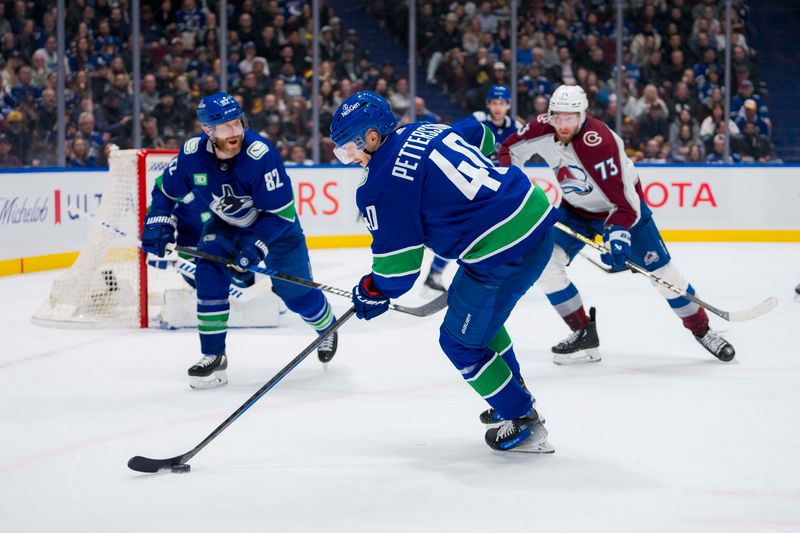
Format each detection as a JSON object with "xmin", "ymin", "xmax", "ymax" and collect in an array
[
  {"xmin": 554, "ymin": 164, "xmax": 593, "ymax": 196},
  {"xmin": 583, "ymin": 131, "xmax": 602, "ymax": 147},
  {"xmin": 210, "ymin": 183, "xmax": 258, "ymax": 227}
]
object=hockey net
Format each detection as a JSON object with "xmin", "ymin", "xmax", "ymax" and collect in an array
[{"xmin": 32, "ymin": 148, "xmax": 183, "ymax": 328}]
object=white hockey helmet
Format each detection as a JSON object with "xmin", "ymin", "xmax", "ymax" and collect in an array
[{"xmin": 548, "ymin": 85, "xmax": 589, "ymax": 126}]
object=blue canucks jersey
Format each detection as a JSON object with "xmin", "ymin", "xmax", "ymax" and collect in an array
[
  {"xmin": 150, "ymin": 131, "xmax": 297, "ymax": 244},
  {"xmin": 471, "ymin": 111, "xmax": 524, "ymax": 158},
  {"xmin": 449, "ymin": 116, "xmax": 496, "ymax": 158},
  {"xmin": 357, "ymin": 122, "xmax": 557, "ymax": 298}
]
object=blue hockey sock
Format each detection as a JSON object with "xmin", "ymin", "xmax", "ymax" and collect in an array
[
  {"xmin": 440, "ymin": 328, "xmax": 532, "ymax": 420},
  {"xmin": 197, "ymin": 298, "xmax": 229, "ymax": 355},
  {"xmin": 303, "ymin": 299, "xmax": 335, "ymax": 333},
  {"xmin": 283, "ymin": 289, "xmax": 335, "ymax": 333},
  {"xmin": 488, "ymin": 326, "xmax": 521, "ymax": 381},
  {"xmin": 464, "ymin": 351, "xmax": 532, "ymax": 420}
]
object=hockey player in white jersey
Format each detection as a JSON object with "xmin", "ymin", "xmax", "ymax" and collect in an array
[{"xmin": 499, "ymin": 85, "xmax": 735, "ymax": 364}]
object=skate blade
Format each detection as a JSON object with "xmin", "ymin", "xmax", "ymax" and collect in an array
[
  {"xmin": 507, "ymin": 425, "xmax": 555, "ymax": 454},
  {"xmin": 189, "ymin": 370, "xmax": 228, "ymax": 390},
  {"xmin": 553, "ymin": 348, "xmax": 602, "ymax": 366},
  {"xmin": 509, "ymin": 437, "xmax": 555, "ymax": 454}
]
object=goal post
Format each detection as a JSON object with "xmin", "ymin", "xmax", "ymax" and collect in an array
[
  {"xmin": 33, "ymin": 148, "xmax": 181, "ymax": 328},
  {"xmin": 33, "ymin": 147, "xmax": 282, "ymax": 329}
]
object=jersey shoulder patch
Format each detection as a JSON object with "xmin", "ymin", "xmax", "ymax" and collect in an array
[
  {"xmin": 576, "ymin": 118, "xmax": 616, "ymax": 151},
  {"xmin": 246, "ymin": 140, "xmax": 269, "ymax": 160},
  {"xmin": 516, "ymin": 114, "xmax": 554, "ymax": 138},
  {"xmin": 581, "ymin": 129, "xmax": 604, "ymax": 147},
  {"xmin": 472, "ymin": 110, "xmax": 488, "ymax": 122},
  {"xmin": 183, "ymin": 137, "xmax": 201, "ymax": 154}
]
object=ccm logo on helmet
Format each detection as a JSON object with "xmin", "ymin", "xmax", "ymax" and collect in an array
[
  {"xmin": 583, "ymin": 131, "xmax": 602, "ymax": 147},
  {"xmin": 341, "ymin": 102, "xmax": 361, "ymax": 116}
]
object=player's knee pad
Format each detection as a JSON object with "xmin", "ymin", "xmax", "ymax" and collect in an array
[
  {"xmin": 648, "ymin": 262, "xmax": 689, "ymax": 300},
  {"xmin": 439, "ymin": 324, "xmax": 494, "ymax": 369},
  {"xmin": 537, "ymin": 245, "xmax": 572, "ymax": 295}
]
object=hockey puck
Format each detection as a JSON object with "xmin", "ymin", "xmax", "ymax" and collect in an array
[{"xmin": 171, "ymin": 464, "xmax": 191, "ymax": 473}]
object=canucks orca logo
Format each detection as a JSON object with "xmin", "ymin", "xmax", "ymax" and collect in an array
[
  {"xmin": 210, "ymin": 183, "xmax": 258, "ymax": 227},
  {"xmin": 553, "ymin": 163, "xmax": 593, "ymax": 196}
]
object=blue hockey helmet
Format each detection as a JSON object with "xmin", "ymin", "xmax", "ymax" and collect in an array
[
  {"xmin": 486, "ymin": 85, "xmax": 511, "ymax": 102},
  {"xmin": 330, "ymin": 91, "xmax": 397, "ymax": 163},
  {"xmin": 197, "ymin": 91, "xmax": 244, "ymax": 127}
]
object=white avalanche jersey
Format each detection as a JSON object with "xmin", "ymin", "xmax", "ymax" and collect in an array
[{"xmin": 498, "ymin": 115, "xmax": 645, "ymax": 228}]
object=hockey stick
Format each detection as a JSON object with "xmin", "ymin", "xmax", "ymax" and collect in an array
[
  {"xmin": 71, "ymin": 205, "xmax": 448, "ymax": 318},
  {"xmin": 172, "ymin": 244, "xmax": 448, "ymax": 318},
  {"xmin": 67, "ymin": 206, "xmax": 253, "ymax": 301},
  {"xmin": 578, "ymin": 251, "xmax": 630, "ymax": 274},
  {"xmin": 128, "ymin": 306, "xmax": 357, "ymax": 473},
  {"xmin": 555, "ymin": 222, "xmax": 777, "ymax": 322}
]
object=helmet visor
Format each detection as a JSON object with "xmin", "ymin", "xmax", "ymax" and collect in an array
[
  {"xmin": 550, "ymin": 112, "xmax": 581, "ymax": 128},
  {"xmin": 332, "ymin": 137, "xmax": 366, "ymax": 164},
  {"xmin": 210, "ymin": 117, "xmax": 244, "ymax": 138}
]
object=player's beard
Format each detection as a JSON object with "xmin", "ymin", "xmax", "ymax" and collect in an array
[
  {"xmin": 213, "ymin": 133, "xmax": 244, "ymax": 158},
  {"xmin": 555, "ymin": 127, "xmax": 578, "ymax": 145}
]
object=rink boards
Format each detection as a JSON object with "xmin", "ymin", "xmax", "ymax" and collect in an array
[{"xmin": 1, "ymin": 164, "xmax": 799, "ymax": 275}]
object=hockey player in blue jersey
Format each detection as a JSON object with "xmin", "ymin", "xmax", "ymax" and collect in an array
[
  {"xmin": 472, "ymin": 85, "xmax": 524, "ymax": 159},
  {"xmin": 422, "ymin": 86, "xmax": 523, "ymax": 292},
  {"xmin": 331, "ymin": 91, "xmax": 560, "ymax": 453},
  {"xmin": 141, "ymin": 92, "xmax": 338, "ymax": 389}
]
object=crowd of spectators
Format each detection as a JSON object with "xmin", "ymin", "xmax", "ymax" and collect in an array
[
  {"xmin": 0, "ymin": 0, "xmax": 777, "ymax": 167},
  {"xmin": 377, "ymin": 0, "xmax": 775, "ymax": 164},
  {"xmin": 0, "ymin": 0, "xmax": 419, "ymax": 167}
]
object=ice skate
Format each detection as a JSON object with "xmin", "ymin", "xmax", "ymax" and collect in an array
[
  {"xmin": 317, "ymin": 330, "xmax": 338, "ymax": 363},
  {"xmin": 695, "ymin": 329, "xmax": 735, "ymax": 362},
  {"xmin": 480, "ymin": 403, "xmax": 546, "ymax": 428},
  {"xmin": 551, "ymin": 307, "xmax": 602, "ymax": 365},
  {"xmin": 423, "ymin": 271, "xmax": 446, "ymax": 292},
  {"xmin": 485, "ymin": 410, "xmax": 554, "ymax": 453},
  {"xmin": 188, "ymin": 354, "xmax": 228, "ymax": 389}
]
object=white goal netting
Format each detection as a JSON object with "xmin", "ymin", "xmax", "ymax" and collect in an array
[{"xmin": 32, "ymin": 148, "xmax": 182, "ymax": 328}]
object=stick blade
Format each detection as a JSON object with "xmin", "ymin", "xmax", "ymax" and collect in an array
[
  {"xmin": 128, "ymin": 454, "xmax": 185, "ymax": 473},
  {"xmin": 392, "ymin": 291, "xmax": 449, "ymax": 317},
  {"xmin": 727, "ymin": 297, "xmax": 778, "ymax": 322}
]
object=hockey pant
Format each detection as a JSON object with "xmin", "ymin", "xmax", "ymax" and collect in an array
[
  {"xmin": 194, "ymin": 219, "xmax": 334, "ymax": 356},
  {"xmin": 538, "ymin": 205, "xmax": 709, "ymax": 336},
  {"xmin": 439, "ymin": 228, "xmax": 554, "ymax": 421}
]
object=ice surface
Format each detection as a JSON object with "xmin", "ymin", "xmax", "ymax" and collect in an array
[{"xmin": 1, "ymin": 243, "xmax": 799, "ymax": 532}]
